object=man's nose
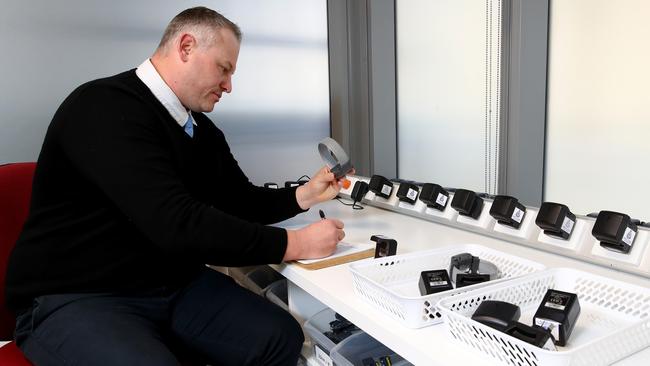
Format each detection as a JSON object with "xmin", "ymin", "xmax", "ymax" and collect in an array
[{"xmin": 221, "ymin": 76, "xmax": 232, "ymax": 93}]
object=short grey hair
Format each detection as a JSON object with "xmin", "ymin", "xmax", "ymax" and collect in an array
[{"xmin": 157, "ymin": 7, "xmax": 242, "ymax": 52}]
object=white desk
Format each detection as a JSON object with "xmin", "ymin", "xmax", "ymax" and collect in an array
[{"xmin": 272, "ymin": 200, "xmax": 650, "ymax": 365}]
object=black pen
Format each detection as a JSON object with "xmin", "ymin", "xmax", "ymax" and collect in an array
[{"xmin": 319, "ymin": 209, "xmax": 326, "ymax": 220}]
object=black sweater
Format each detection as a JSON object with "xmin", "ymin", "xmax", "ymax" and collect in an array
[{"xmin": 5, "ymin": 70, "xmax": 304, "ymax": 312}]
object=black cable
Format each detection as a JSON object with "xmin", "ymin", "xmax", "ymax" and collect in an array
[
  {"xmin": 335, "ymin": 197, "xmax": 364, "ymax": 210},
  {"xmin": 296, "ymin": 174, "xmax": 363, "ymax": 209}
]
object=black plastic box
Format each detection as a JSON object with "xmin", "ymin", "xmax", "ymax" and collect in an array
[
  {"xmin": 419, "ymin": 183, "xmax": 449, "ymax": 211},
  {"xmin": 451, "ymin": 189, "xmax": 483, "ymax": 219},
  {"xmin": 396, "ymin": 183, "xmax": 419, "ymax": 205},
  {"xmin": 536, "ymin": 202, "xmax": 576, "ymax": 240},
  {"xmin": 368, "ymin": 175, "xmax": 394, "ymax": 199},
  {"xmin": 489, "ymin": 195, "xmax": 526, "ymax": 229},
  {"xmin": 592, "ymin": 210, "xmax": 638, "ymax": 253}
]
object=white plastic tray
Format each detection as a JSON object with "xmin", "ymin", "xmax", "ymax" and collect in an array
[
  {"xmin": 348, "ymin": 244, "xmax": 545, "ymax": 328},
  {"xmin": 438, "ymin": 268, "xmax": 650, "ymax": 366}
]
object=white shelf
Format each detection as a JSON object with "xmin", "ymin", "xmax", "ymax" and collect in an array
[{"xmin": 456, "ymin": 200, "xmax": 496, "ymax": 231}]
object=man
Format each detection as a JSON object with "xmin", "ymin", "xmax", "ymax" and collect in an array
[{"xmin": 5, "ymin": 7, "xmax": 347, "ymax": 366}]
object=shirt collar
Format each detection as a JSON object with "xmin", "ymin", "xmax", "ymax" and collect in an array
[{"xmin": 135, "ymin": 59, "xmax": 196, "ymax": 127}]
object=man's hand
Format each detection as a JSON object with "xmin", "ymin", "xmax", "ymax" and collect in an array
[
  {"xmin": 295, "ymin": 166, "xmax": 352, "ymax": 210},
  {"xmin": 283, "ymin": 219, "xmax": 345, "ymax": 261}
]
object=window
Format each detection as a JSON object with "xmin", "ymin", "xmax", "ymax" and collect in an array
[{"xmin": 544, "ymin": 0, "xmax": 650, "ymax": 219}]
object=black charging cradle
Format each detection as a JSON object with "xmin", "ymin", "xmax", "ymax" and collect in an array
[
  {"xmin": 351, "ymin": 181, "xmax": 370, "ymax": 203},
  {"xmin": 533, "ymin": 289, "xmax": 581, "ymax": 346},
  {"xmin": 451, "ymin": 189, "xmax": 484, "ymax": 219},
  {"xmin": 370, "ymin": 235, "xmax": 398, "ymax": 258},
  {"xmin": 449, "ymin": 253, "xmax": 498, "ymax": 288},
  {"xmin": 471, "ymin": 300, "xmax": 521, "ymax": 331},
  {"xmin": 396, "ymin": 183, "xmax": 419, "ymax": 205},
  {"xmin": 368, "ymin": 175, "xmax": 394, "ymax": 199},
  {"xmin": 489, "ymin": 195, "xmax": 526, "ymax": 229},
  {"xmin": 504, "ymin": 322, "xmax": 556, "ymax": 351},
  {"xmin": 592, "ymin": 210, "xmax": 638, "ymax": 253},
  {"xmin": 419, "ymin": 183, "xmax": 449, "ymax": 211},
  {"xmin": 535, "ymin": 202, "xmax": 577, "ymax": 240},
  {"xmin": 418, "ymin": 269, "xmax": 453, "ymax": 296}
]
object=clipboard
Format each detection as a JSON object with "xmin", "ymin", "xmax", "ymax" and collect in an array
[{"xmin": 293, "ymin": 242, "xmax": 375, "ymax": 270}]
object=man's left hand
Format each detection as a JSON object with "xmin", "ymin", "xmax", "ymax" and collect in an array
[{"xmin": 295, "ymin": 166, "xmax": 352, "ymax": 210}]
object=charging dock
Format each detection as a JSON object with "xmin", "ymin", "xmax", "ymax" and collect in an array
[
  {"xmin": 590, "ymin": 230, "xmax": 649, "ymax": 266},
  {"xmin": 366, "ymin": 191, "xmax": 398, "ymax": 205},
  {"xmin": 423, "ymin": 193, "xmax": 457, "ymax": 221},
  {"xmin": 456, "ymin": 201, "xmax": 496, "ymax": 230},
  {"xmin": 537, "ymin": 219, "xmax": 591, "ymax": 251},
  {"xmin": 493, "ymin": 208, "xmax": 538, "ymax": 240},
  {"xmin": 398, "ymin": 199, "xmax": 427, "ymax": 213}
]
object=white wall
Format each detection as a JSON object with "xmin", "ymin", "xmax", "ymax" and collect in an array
[
  {"xmin": 0, "ymin": 0, "xmax": 329, "ymax": 185},
  {"xmin": 545, "ymin": 0, "xmax": 650, "ymax": 219}
]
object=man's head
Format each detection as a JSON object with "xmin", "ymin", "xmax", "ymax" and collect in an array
[{"xmin": 152, "ymin": 7, "xmax": 241, "ymax": 113}]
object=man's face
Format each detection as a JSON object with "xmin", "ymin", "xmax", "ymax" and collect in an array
[{"xmin": 182, "ymin": 28, "xmax": 240, "ymax": 113}]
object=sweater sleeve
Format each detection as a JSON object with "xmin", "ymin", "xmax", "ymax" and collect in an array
[
  {"xmin": 202, "ymin": 121, "xmax": 307, "ymax": 225},
  {"xmin": 57, "ymin": 84, "xmax": 288, "ymax": 264}
]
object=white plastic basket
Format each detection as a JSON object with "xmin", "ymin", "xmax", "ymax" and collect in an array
[
  {"xmin": 348, "ymin": 244, "xmax": 545, "ymax": 328},
  {"xmin": 437, "ymin": 268, "xmax": 650, "ymax": 366}
]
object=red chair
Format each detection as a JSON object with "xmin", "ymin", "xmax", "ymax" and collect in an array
[
  {"xmin": 0, "ymin": 162, "xmax": 36, "ymax": 365},
  {"xmin": 0, "ymin": 162, "xmax": 203, "ymax": 365}
]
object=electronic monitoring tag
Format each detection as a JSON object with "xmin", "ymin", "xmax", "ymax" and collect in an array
[{"xmin": 318, "ymin": 137, "xmax": 354, "ymax": 179}]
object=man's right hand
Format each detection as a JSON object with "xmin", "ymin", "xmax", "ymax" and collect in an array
[{"xmin": 283, "ymin": 219, "xmax": 345, "ymax": 261}]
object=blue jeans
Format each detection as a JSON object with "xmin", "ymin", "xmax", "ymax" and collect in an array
[{"xmin": 14, "ymin": 269, "xmax": 303, "ymax": 366}]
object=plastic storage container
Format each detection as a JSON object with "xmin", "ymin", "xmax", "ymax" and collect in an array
[
  {"xmin": 349, "ymin": 243, "xmax": 545, "ymax": 328},
  {"xmin": 227, "ymin": 266, "xmax": 260, "ymax": 286},
  {"xmin": 438, "ymin": 267, "xmax": 650, "ymax": 366},
  {"xmin": 239, "ymin": 265, "xmax": 285, "ymax": 296},
  {"xmin": 330, "ymin": 332, "xmax": 411, "ymax": 366},
  {"xmin": 265, "ymin": 278, "xmax": 288, "ymax": 311},
  {"xmin": 304, "ymin": 308, "xmax": 361, "ymax": 359}
]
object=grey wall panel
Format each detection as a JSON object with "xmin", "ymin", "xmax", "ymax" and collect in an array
[
  {"xmin": 499, "ymin": 0, "xmax": 548, "ymax": 206},
  {"xmin": 327, "ymin": 0, "xmax": 397, "ymax": 178},
  {"xmin": 368, "ymin": 0, "xmax": 397, "ymax": 178}
]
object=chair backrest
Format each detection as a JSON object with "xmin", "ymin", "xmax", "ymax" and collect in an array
[{"xmin": 0, "ymin": 163, "xmax": 36, "ymax": 340}]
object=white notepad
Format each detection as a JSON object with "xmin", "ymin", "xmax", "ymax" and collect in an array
[{"xmin": 296, "ymin": 242, "xmax": 374, "ymax": 265}]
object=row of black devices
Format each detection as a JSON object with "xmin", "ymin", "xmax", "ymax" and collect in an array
[
  {"xmin": 360, "ymin": 175, "xmax": 643, "ymax": 254},
  {"xmin": 418, "ymin": 253, "xmax": 499, "ymax": 295},
  {"xmin": 471, "ymin": 289, "xmax": 581, "ymax": 350}
]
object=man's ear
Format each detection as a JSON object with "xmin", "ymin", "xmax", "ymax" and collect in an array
[{"xmin": 178, "ymin": 33, "xmax": 196, "ymax": 62}]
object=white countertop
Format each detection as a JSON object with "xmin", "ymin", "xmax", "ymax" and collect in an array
[{"xmin": 273, "ymin": 199, "xmax": 650, "ymax": 365}]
